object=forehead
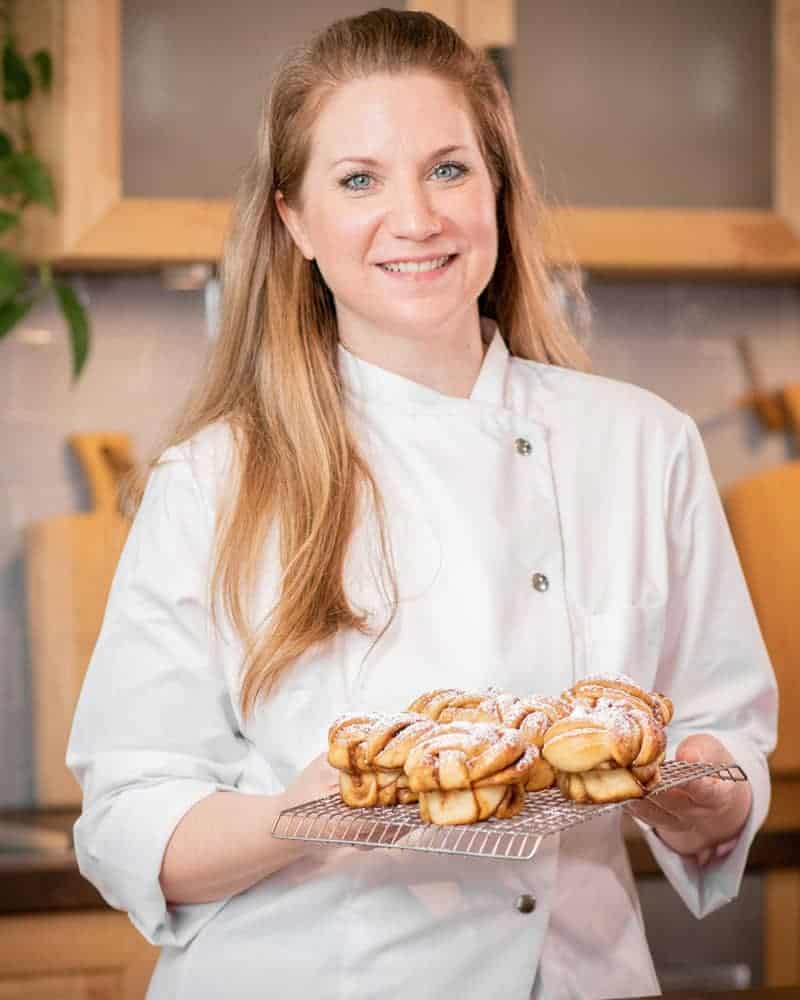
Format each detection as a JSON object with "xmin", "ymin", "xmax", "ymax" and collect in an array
[{"xmin": 309, "ymin": 72, "xmax": 479, "ymax": 162}]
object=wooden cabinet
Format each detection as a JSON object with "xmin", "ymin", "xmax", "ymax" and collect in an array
[
  {"xmin": 13, "ymin": 0, "xmax": 800, "ymax": 275},
  {"xmin": 0, "ymin": 911, "xmax": 158, "ymax": 1000}
]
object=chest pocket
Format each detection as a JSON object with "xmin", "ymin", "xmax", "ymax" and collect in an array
[{"xmin": 583, "ymin": 603, "xmax": 666, "ymax": 688}]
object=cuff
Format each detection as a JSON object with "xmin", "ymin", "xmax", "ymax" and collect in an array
[
  {"xmin": 74, "ymin": 778, "xmax": 231, "ymax": 947},
  {"xmin": 635, "ymin": 737, "xmax": 770, "ymax": 919}
]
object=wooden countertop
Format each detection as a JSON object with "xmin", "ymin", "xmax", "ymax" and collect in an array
[{"xmin": 2, "ymin": 776, "xmax": 799, "ymax": 917}]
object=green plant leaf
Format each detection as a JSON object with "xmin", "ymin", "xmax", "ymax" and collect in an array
[
  {"xmin": 3, "ymin": 40, "xmax": 32, "ymax": 102},
  {"xmin": 7, "ymin": 152, "xmax": 56, "ymax": 209},
  {"xmin": 31, "ymin": 50, "xmax": 52, "ymax": 92},
  {"xmin": 0, "ymin": 209, "xmax": 18, "ymax": 233},
  {"xmin": 55, "ymin": 282, "xmax": 90, "ymax": 379},
  {"xmin": 0, "ymin": 130, "xmax": 13, "ymax": 158},
  {"xmin": 0, "ymin": 296, "xmax": 31, "ymax": 337},
  {"xmin": 0, "ymin": 157, "xmax": 20, "ymax": 196},
  {"xmin": 0, "ymin": 251, "xmax": 24, "ymax": 305}
]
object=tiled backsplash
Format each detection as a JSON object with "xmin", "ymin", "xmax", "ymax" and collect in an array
[{"xmin": 2, "ymin": 272, "xmax": 799, "ymax": 806}]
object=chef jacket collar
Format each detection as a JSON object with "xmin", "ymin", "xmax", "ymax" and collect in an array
[{"xmin": 337, "ymin": 316, "xmax": 508, "ymax": 410}]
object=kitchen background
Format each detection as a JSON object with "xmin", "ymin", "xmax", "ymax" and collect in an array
[
  {"xmin": 3, "ymin": 274, "xmax": 800, "ymax": 807},
  {"xmin": 1, "ymin": 0, "xmax": 799, "ymax": 996}
]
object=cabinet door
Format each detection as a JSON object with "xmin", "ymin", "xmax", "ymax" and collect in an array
[
  {"xmin": 0, "ymin": 911, "xmax": 159, "ymax": 1000},
  {"xmin": 16, "ymin": 0, "xmax": 800, "ymax": 272},
  {"xmin": 121, "ymin": 0, "xmax": 403, "ymax": 199}
]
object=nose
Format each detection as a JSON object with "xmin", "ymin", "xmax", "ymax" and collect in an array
[{"xmin": 386, "ymin": 178, "xmax": 442, "ymax": 241}]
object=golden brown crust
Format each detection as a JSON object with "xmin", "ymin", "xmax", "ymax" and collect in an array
[
  {"xmin": 563, "ymin": 675, "xmax": 674, "ymax": 726},
  {"xmin": 406, "ymin": 688, "xmax": 487, "ymax": 721},
  {"xmin": 327, "ymin": 712, "xmax": 437, "ymax": 807},
  {"xmin": 544, "ymin": 691, "xmax": 670, "ymax": 804},
  {"xmin": 437, "ymin": 692, "xmax": 569, "ymax": 791},
  {"xmin": 327, "ymin": 714, "xmax": 388, "ymax": 772},
  {"xmin": 417, "ymin": 781, "xmax": 527, "ymax": 825},
  {"xmin": 517, "ymin": 696, "xmax": 571, "ymax": 746},
  {"xmin": 404, "ymin": 722, "xmax": 532, "ymax": 791},
  {"xmin": 556, "ymin": 766, "xmax": 645, "ymax": 804},
  {"xmin": 404, "ymin": 722, "xmax": 538, "ymax": 824},
  {"xmin": 329, "ymin": 677, "xmax": 673, "ymax": 815}
]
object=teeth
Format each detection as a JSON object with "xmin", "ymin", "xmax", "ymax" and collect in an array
[{"xmin": 380, "ymin": 255, "xmax": 451, "ymax": 273}]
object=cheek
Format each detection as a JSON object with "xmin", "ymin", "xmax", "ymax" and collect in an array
[
  {"xmin": 314, "ymin": 209, "xmax": 376, "ymax": 265},
  {"xmin": 465, "ymin": 200, "xmax": 498, "ymax": 268},
  {"xmin": 452, "ymin": 186, "xmax": 497, "ymax": 249}
]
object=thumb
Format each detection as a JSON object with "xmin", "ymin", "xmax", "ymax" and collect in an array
[
  {"xmin": 675, "ymin": 733, "xmax": 732, "ymax": 766},
  {"xmin": 676, "ymin": 735, "xmax": 707, "ymax": 763}
]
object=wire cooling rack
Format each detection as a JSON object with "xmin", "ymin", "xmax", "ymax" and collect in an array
[{"xmin": 271, "ymin": 760, "xmax": 747, "ymax": 862}]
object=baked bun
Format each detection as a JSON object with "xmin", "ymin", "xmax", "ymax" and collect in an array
[
  {"xmin": 327, "ymin": 712, "xmax": 438, "ymax": 807},
  {"xmin": 438, "ymin": 691, "xmax": 570, "ymax": 791},
  {"xmin": 404, "ymin": 722, "xmax": 538, "ymax": 825},
  {"xmin": 563, "ymin": 674, "xmax": 673, "ymax": 726},
  {"xmin": 542, "ymin": 699, "xmax": 667, "ymax": 804},
  {"xmin": 406, "ymin": 688, "xmax": 487, "ymax": 721}
]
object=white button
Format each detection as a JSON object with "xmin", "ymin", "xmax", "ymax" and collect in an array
[{"xmin": 531, "ymin": 573, "xmax": 549, "ymax": 592}]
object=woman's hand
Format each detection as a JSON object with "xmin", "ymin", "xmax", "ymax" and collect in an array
[
  {"xmin": 625, "ymin": 733, "xmax": 752, "ymax": 866},
  {"xmin": 279, "ymin": 751, "xmax": 341, "ymax": 812},
  {"xmin": 160, "ymin": 753, "xmax": 343, "ymax": 906},
  {"xmin": 278, "ymin": 752, "xmax": 381, "ymax": 857}
]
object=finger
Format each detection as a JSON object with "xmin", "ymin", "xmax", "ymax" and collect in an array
[
  {"xmin": 675, "ymin": 734, "xmax": 734, "ymax": 767},
  {"xmin": 625, "ymin": 799, "xmax": 690, "ymax": 833},
  {"xmin": 648, "ymin": 778, "xmax": 731, "ymax": 812},
  {"xmin": 713, "ymin": 836, "xmax": 740, "ymax": 860}
]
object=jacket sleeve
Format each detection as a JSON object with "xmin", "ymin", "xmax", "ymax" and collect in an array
[
  {"xmin": 637, "ymin": 413, "xmax": 778, "ymax": 918},
  {"xmin": 66, "ymin": 439, "xmax": 260, "ymax": 948}
]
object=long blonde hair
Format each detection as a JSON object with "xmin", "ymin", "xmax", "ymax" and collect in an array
[{"xmin": 148, "ymin": 8, "xmax": 591, "ymax": 720}]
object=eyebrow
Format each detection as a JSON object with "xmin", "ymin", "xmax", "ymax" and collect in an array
[{"xmin": 330, "ymin": 144, "xmax": 470, "ymax": 170}]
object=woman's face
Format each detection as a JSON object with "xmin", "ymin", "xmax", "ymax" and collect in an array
[{"xmin": 277, "ymin": 72, "xmax": 498, "ymax": 345}]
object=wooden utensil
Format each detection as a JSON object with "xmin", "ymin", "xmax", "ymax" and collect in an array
[
  {"xmin": 723, "ymin": 383, "xmax": 800, "ymax": 774},
  {"xmin": 24, "ymin": 433, "xmax": 136, "ymax": 806}
]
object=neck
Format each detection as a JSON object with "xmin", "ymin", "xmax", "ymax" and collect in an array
[{"xmin": 337, "ymin": 310, "xmax": 488, "ymax": 399}]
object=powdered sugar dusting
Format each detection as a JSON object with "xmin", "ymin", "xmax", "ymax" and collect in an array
[
  {"xmin": 566, "ymin": 698, "xmax": 637, "ymax": 737},
  {"xmin": 331, "ymin": 711, "xmax": 426, "ymax": 739},
  {"xmin": 580, "ymin": 672, "xmax": 640, "ymax": 687}
]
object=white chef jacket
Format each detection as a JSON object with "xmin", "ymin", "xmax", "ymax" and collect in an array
[{"xmin": 66, "ymin": 317, "xmax": 777, "ymax": 1000}]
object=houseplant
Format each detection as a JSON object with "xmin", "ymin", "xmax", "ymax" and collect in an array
[{"xmin": 0, "ymin": 0, "xmax": 90, "ymax": 379}]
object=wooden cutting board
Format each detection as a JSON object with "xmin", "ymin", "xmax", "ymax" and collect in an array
[
  {"xmin": 24, "ymin": 433, "xmax": 136, "ymax": 807},
  {"xmin": 722, "ymin": 384, "xmax": 800, "ymax": 774}
]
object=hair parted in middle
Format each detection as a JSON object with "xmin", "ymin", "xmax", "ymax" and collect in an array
[{"xmin": 153, "ymin": 7, "xmax": 592, "ymax": 719}]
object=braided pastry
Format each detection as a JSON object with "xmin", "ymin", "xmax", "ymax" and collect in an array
[
  {"xmin": 438, "ymin": 691, "xmax": 570, "ymax": 791},
  {"xmin": 563, "ymin": 674, "xmax": 673, "ymax": 726},
  {"xmin": 327, "ymin": 712, "xmax": 438, "ymax": 807},
  {"xmin": 404, "ymin": 722, "xmax": 538, "ymax": 825},
  {"xmin": 542, "ymin": 699, "xmax": 667, "ymax": 803},
  {"xmin": 406, "ymin": 688, "xmax": 487, "ymax": 721}
]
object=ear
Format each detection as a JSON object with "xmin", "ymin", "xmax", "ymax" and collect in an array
[{"xmin": 275, "ymin": 190, "xmax": 315, "ymax": 260}]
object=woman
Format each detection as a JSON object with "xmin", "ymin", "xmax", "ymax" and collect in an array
[{"xmin": 66, "ymin": 9, "xmax": 777, "ymax": 999}]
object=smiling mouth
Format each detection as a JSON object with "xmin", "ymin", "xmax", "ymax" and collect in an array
[{"xmin": 378, "ymin": 254, "xmax": 456, "ymax": 274}]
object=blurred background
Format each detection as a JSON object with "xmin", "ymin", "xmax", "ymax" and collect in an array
[{"xmin": 1, "ymin": 1, "xmax": 799, "ymax": 997}]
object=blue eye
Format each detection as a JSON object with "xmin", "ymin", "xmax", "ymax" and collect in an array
[
  {"xmin": 341, "ymin": 173, "xmax": 372, "ymax": 191},
  {"xmin": 339, "ymin": 160, "xmax": 469, "ymax": 192},
  {"xmin": 433, "ymin": 161, "xmax": 467, "ymax": 181}
]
